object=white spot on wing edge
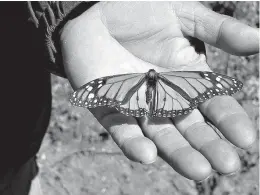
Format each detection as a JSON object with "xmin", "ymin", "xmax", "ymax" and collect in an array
[
  {"xmin": 216, "ymin": 76, "xmax": 222, "ymax": 82},
  {"xmin": 216, "ymin": 83, "xmax": 223, "ymax": 88},
  {"xmin": 88, "ymin": 93, "xmax": 94, "ymax": 99},
  {"xmin": 87, "ymin": 86, "xmax": 93, "ymax": 91}
]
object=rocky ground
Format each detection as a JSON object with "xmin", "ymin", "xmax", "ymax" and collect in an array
[{"xmin": 36, "ymin": 2, "xmax": 259, "ymax": 195}]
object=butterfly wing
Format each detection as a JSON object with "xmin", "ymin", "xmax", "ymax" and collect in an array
[
  {"xmin": 70, "ymin": 70, "xmax": 243, "ymax": 118},
  {"xmin": 153, "ymin": 71, "xmax": 243, "ymax": 117},
  {"xmin": 70, "ymin": 73, "xmax": 149, "ymax": 117}
]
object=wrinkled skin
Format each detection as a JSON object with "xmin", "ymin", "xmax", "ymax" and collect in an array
[{"xmin": 61, "ymin": 2, "xmax": 258, "ymax": 181}]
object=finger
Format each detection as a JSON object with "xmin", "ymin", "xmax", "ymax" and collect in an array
[
  {"xmin": 173, "ymin": 109, "xmax": 241, "ymax": 174},
  {"xmin": 139, "ymin": 117, "xmax": 212, "ymax": 181},
  {"xmin": 199, "ymin": 96, "xmax": 257, "ymax": 149},
  {"xmin": 175, "ymin": 2, "xmax": 259, "ymax": 55},
  {"xmin": 90, "ymin": 107, "xmax": 157, "ymax": 164}
]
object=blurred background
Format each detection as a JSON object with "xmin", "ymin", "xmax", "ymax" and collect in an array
[{"xmin": 36, "ymin": 2, "xmax": 259, "ymax": 195}]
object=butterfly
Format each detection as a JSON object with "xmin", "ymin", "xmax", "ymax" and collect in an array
[{"xmin": 70, "ymin": 69, "xmax": 243, "ymax": 118}]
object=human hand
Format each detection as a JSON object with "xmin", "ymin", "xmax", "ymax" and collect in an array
[{"xmin": 61, "ymin": 2, "xmax": 258, "ymax": 181}]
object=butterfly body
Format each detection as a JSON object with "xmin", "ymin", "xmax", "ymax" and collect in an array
[
  {"xmin": 70, "ymin": 69, "xmax": 243, "ymax": 118},
  {"xmin": 145, "ymin": 69, "xmax": 158, "ymax": 114}
]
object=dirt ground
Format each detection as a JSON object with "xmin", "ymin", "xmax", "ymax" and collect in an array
[{"xmin": 36, "ymin": 2, "xmax": 259, "ymax": 195}]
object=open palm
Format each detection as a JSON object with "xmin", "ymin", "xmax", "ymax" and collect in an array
[{"xmin": 61, "ymin": 2, "xmax": 258, "ymax": 181}]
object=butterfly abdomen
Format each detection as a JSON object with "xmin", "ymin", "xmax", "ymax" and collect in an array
[
  {"xmin": 145, "ymin": 86, "xmax": 155, "ymax": 104},
  {"xmin": 145, "ymin": 69, "xmax": 158, "ymax": 113}
]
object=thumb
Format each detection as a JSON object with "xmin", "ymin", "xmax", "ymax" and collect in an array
[{"xmin": 175, "ymin": 2, "xmax": 259, "ymax": 55}]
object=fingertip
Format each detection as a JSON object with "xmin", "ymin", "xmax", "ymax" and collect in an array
[
  {"xmin": 220, "ymin": 154, "xmax": 241, "ymax": 175},
  {"xmin": 218, "ymin": 113, "xmax": 257, "ymax": 149},
  {"xmin": 217, "ymin": 18, "xmax": 259, "ymax": 55},
  {"xmin": 122, "ymin": 137, "xmax": 157, "ymax": 164},
  {"xmin": 239, "ymin": 128, "xmax": 257, "ymax": 150},
  {"xmin": 200, "ymin": 139, "xmax": 241, "ymax": 174},
  {"xmin": 237, "ymin": 124, "xmax": 257, "ymax": 150},
  {"xmin": 169, "ymin": 147, "xmax": 212, "ymax": 181}
]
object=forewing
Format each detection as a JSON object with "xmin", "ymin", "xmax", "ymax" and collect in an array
[
  {"xmin": 70, "ymin": 73, "xmax": 148, "ymax": 116},
  {"xmin": 154, "ymin": 71, "xmax": 243, "ymax": 117}
]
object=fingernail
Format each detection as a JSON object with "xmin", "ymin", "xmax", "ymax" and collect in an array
[
  {"xmin": 220, "ymin": 167, "xmax": 241, "ymax": 177},
  {"xmin": 195, "ymin": 174, "xmax": 212, "ymax": 184},
  {"xmin": 140, "ymin": 157, "xmax": 157, "ymax": 165}
]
